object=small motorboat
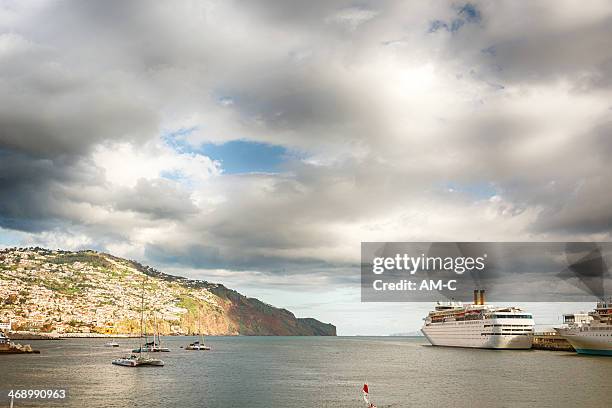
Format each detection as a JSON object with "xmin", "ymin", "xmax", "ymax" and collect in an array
[{"xmin": 105, "ymin": 341, "xmax": 120, "ymax": 347}]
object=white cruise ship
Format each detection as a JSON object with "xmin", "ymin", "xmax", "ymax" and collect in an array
[
  {"xmin": 421, "ymin": 290, "xmax": 534, "ymax": 349},
  {"xmin": 555, "ymin": 298, "xmax": 612, "ymax": 356}
]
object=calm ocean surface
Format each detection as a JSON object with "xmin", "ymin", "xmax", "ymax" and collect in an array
[{"xmin": 1, "ymin": 336, "xmax": 611, "ymax": 408}]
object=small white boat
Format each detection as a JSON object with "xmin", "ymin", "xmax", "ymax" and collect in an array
[
  {"xmin": 112, "ymin": 354, "xmax": 164, "ymax": 367},
  {"xmin": 105, "ymin": 341, "xmax": 120, "ymax": 347}
]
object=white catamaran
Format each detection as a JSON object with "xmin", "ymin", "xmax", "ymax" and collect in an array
[
  {"xmin": 112, "ymin": 277, "xmax": 165, "ymax": 367},
  {"xmin": 132, "ymin": 312, "xmax": 170, "ymax": 353},
  {"xmin": 186, "ymin": 309, "xmax": 211, "ymax": 350}
]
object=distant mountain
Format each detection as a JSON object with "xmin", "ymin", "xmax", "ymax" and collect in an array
[{"xmin": 0, "ymin": 248, "xmax": 336, "ymax": 336}]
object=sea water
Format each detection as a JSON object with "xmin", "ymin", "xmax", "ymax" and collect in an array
[{"xmin": 1, "ymin": 336, "xmax": 611, "ymax": 408}]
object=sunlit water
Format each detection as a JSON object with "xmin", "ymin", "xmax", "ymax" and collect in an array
[{"xmin": 1, "ymin": 336, "xmax": 611, "ymax": 407}]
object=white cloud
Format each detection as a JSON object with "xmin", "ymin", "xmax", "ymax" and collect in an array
[
  {"xmin": 92, "ymin": 141, "xmax": 221, "ymax": 188},
  {"xmin": 20, "ymin": 230, "xmax": 94, "ymax": 251}
]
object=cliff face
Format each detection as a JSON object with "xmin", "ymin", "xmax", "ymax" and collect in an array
[
  {"xmin": 0, "ymin": 248, "xmax": 336, "ymax": 336},
  {"xmin": 207, "ymin": 285, "xmax": 336, "ymax": 336}
]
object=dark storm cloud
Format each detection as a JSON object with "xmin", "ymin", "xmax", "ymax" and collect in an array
[
  {"xmin": 0, "ymin": 37, "xmax": 157, "ymax": 158},
  {"xmin": 0, "ymin": 149, "xmax": 99, "ymax": 232}
]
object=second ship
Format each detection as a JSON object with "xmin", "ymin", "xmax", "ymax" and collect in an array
[
  {"xmin": 555, "ymin": 297, "xmax": 612, "ymax": 356},
  {"xmin": 421, "ymin": 290, "xmax": 534, "ymax": 349}
]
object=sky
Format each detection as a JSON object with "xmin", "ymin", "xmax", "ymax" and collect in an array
[{"xmin": 1, "ymin": 1, "xmax": 611, "ymax": 335}]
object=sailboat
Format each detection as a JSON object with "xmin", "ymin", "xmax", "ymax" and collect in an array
[
  {"xmin": 362, "ymin": 383, "xmax": 377, "ymax": 408},
  {"xmin": 112, "ymin": 277, "xmax": 165, "ymax": 367},
  {"xmin": 186, "ymin": 308, "xmax": 211, "ymax": 350},
  {"xmin": 132, "ymin": 312, "xmax": 170, "ymax": 352}
]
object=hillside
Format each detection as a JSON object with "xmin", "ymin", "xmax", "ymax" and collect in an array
[{"xmin": 0, "ymin": 248, "xmax": 336, "ymax": 336}]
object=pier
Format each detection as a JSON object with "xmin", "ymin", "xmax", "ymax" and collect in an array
[{"xmin": 532, "ymin": 332, "xmax": 574, "ymax": 351}]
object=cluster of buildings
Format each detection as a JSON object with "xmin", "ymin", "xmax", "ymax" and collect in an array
[{"xmin": 0, "ymin": 248, "xmax": 218, "ymax": 335}]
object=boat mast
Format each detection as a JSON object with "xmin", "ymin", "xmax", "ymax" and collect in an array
[
  {"xmin": 199, "ymin": 307, "xmax": 204, "ymax": 345},
  {"xmin": 139, "ymin": 276, "xmax": 146, "ymax": 356},
  {"xmin": 154, "ymin": 311, "xmax": 159, "ymax": 347}
]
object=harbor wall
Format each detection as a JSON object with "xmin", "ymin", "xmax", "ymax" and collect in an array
[{"xmin": 532, "ymin": 332, "xmax": 574, "ymax": 351}]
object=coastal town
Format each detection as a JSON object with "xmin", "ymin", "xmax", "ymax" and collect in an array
[{"xmin": 0, "ymin": 248, "xmax": 221, "ymax": 336}]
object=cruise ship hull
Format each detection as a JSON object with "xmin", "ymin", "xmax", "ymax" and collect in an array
[
  {"xmin": 422, "ymin": 324, "xmax": 533, "ymax": 349},
  {"xmin": 555, "ymin": 328, "xmax": 612, "ymax": 356}
]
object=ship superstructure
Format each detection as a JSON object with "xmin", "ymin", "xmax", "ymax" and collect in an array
[
  {"xmin": 421, "ymin": 290, "xmax": 534, "ymax": 349},
  {"xmin": 555, "ymin": 298, "xmax": 612, "ymax": 356}
]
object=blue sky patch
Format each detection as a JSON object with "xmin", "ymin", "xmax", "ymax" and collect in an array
[
  {"xmin": 458, "ymin": 3, "xmax": 481, "ymax": 23},
  {"xmin": 162, "ymin": 128, "xmax": 291, "ymax": 174},
  {"xmin": 162, "ymin": 127, "xmax": 198, "ymax": 154},
  {"xmin": 0, "ymin": 228, "xmax": 26, "ymax": 247},
  {"xmin": 201, "ymin": 140, "xmax": 288, "ymax": 174},
  {"xmin": 428, "ymin": 20, "xmax": 449, "ymax": 33}
]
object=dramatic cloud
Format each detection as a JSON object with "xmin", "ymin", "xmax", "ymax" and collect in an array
[{"xmin": 1, "ymin": 1, "xmax": 611, "ymax": 333}]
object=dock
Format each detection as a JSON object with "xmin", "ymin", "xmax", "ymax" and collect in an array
[{"xmin": 532, "ymin": 332, "xmax": 574, "ymax": 351}]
